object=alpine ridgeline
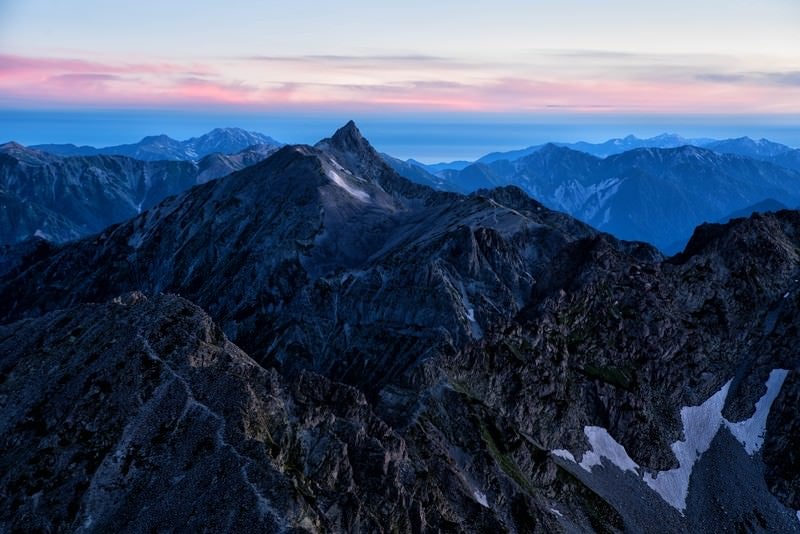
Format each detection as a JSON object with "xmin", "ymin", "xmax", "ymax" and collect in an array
[{"xmin": 1, "ymin": 121, "xmax": 799, "ymax": 533}]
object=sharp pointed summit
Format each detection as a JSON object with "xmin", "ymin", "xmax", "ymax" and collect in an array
[
  {"xmin": 332, "ymin": 120, "xmax": 364, "ymax": 144},
  {"xmin": 317, "ymin": 120, "xmax": 375, "ymax": 158},
  {"xmin": 315, "ymin": 121, "xmax": 432, "ymax": 198}
]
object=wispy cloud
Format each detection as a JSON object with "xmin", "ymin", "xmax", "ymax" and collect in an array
[
  {"xmin": 697, "ymin": 70, "xmax": 800, "ymax": 87},
  {"xmin": 0, "ymin": 53, "xmax": 199, "ymax": 77},
  {"xmin": 245, "ymin": 53, "xmax": 450, "ymax": 63},
  {"xmin": 762, "ymin": 71, "xmax": 800, "ymax": 86}
]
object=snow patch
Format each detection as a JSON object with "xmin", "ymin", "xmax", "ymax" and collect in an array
[
  {"xmin": 643, "ymin": 381, "xmax": 730, "ymax": 512},
  {"xmin": 549, "ymin": 507, "xmax": 564, "ymax": 518},
  {"xmin": 580, "ymin": 426, "xmax": 640, "ymax": 474},
  {"xmin": 326, "ymin": 169, "xmax": 369, "ymax": 201},
  {"xmin": 473, "ymin": 490, "xmax": 489, "ymax": 508},
  {"xmin": 457, "ymin": 282, "xmax": 483, "ymax": 339},
  {"xmin": 725, "ymin": 369, "xmax": 789, "ymax": 455},
  {"xmin": 551, "ymin": 449, "xmax": 576, "ymax": 462}
]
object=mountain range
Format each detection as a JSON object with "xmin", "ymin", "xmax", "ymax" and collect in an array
[
  {"xmin": 31, "ymin": 127, "xmax": 282, "ymax": 161},
  {"xmin": 473, "ymin": 133, "xmax": 715, "ymax": 164},
  {"xmin": 416, "ymin": 134, "xmax": 797, "ymax": 170},
  {"xmin": 387, "ymin": 143, "xmax": 800, "ymax": 252},
  {"xmin": 1, "ymin": 122, "xmax": 799, "ymax": 532},
  {"xmin": 0, "ymin": 140, "xmax": 279, "ymax": 244},
  {"xmin": 5, "ymin": 128, "xmax": 799, "ymax": 253}
]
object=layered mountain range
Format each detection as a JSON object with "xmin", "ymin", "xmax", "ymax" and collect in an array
[
  {"xmin": 1, "ymin": 122, "xmax": 799, "ymax": 532},
  {"xmin": 386, "ymin": 141, "xmax": 800, "ymax": 252}
]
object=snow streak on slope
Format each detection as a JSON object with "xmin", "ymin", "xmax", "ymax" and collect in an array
[{"xmin": 326, "ymin": 169, "xmax": 370, "ymax": 202}]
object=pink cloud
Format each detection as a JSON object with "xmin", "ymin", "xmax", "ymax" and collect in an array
[
  {"xmin": 0, "ymin": 53, "xmax": 798, "ymax": 114},
  {"xmin": 0, "ymin": 53, "xmax": 198, "ymax": 78}
]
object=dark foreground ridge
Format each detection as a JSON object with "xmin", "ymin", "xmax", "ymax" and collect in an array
[{"xmin": 1, "ymin": 122, "xmax": 799, "ymax": 533}]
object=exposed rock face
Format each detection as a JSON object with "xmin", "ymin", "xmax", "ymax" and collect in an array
[
  {"xmin": 1, "ymin": 122, "xmax": 799, "ymax": 532},
  {"xmin": 0, "ymin": 294, "xmax": 419, "ymax": 532}
]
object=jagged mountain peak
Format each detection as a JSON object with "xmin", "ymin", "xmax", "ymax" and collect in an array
[
  {"xmin": 332, "ymin": 119, "xmax": 362, "ymax": 142},
  {"xmin": 0, "ymin": 141, "xmax": 59, "ymax": 165},
  {"xmin": 0, "ymin": 141, "xmax": 25, "ymax": 151},
  {"xmin": 0, "ymin": 141, "xmax": 46, "ymax": 156},
  {"xmin": 318, "ymin": 120, "xmax": 374, "ymax": 157},
  {"xmin": 315, "ymin": 122, "xmax": 434, "ymax": 199}
]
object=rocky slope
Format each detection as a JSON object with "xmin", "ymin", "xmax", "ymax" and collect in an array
[
  {"xmin": 0, "ymin": 293, "xmax": 421, "ymax": 532},
  {"xmin": 1, "ymin": 122, "xmax": 799, "ymax": 533},
  {"xmin": 0, "ymin": 142, "xmax": 279, "ymax": 244}
]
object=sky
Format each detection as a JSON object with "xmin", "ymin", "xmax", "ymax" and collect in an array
[{"xmin": 1, "ymin": 0, "xmax": 799, "ymax": 159}]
